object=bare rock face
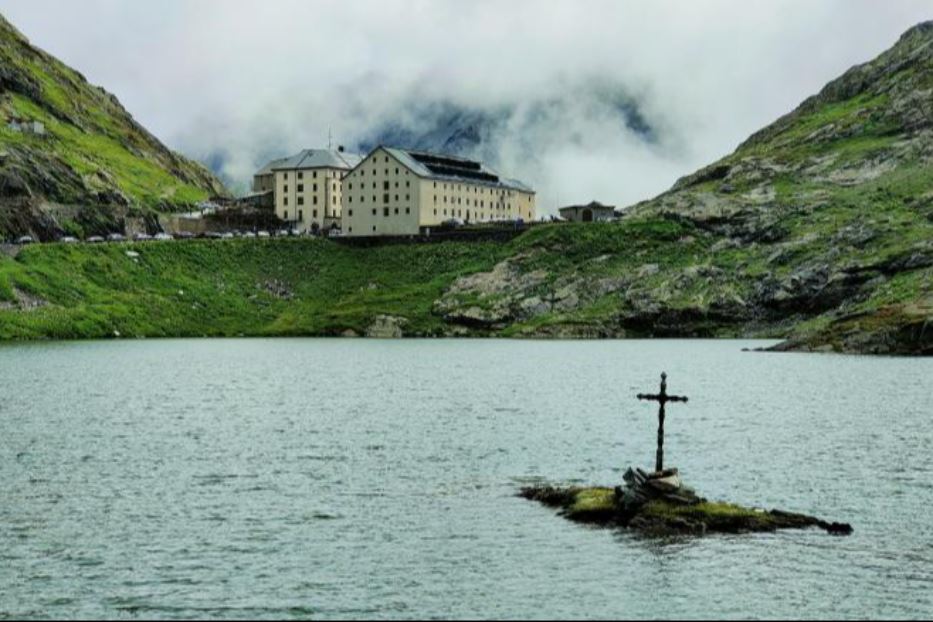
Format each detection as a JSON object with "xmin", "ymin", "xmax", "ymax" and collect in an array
[{"xmin": 366, "ymin": 314, "xmax": 407, "ymax": 338}]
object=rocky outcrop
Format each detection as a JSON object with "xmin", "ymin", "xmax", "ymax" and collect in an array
[
  {"xmin": 0, "ymin": 13, "xmax": 227, "ymax": 239},
  {"xmin": 520, "ymin": 467, "xmax": 853, "ymax": 537},
  {"xmin": 365, "ymin": 314, "xmax": 408, "ymax": 338}
]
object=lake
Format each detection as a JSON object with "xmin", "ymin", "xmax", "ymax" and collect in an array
[{"xmin": 1, "ymin": 339, "xmax": 932, "ymax": 619}]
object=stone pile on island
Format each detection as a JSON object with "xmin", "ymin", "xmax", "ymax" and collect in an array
[{"xmin": 520, "ymin": 467, "xmax": 853, "ymax": 537}]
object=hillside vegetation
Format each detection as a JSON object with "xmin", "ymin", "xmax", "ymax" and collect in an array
[
  {"xmin": 1, "ymin": 21, "xmax": 932, "ymax": 354},
  {"xmin": 0, "ymin": 14, "xmax": 226, "ymax": 240}
]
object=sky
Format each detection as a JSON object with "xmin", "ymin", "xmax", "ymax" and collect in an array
[{"xmin": 1, "ymin": 0, "xmax": 931, "ymax": 213}]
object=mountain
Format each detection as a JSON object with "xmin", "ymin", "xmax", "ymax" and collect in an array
[
  {"xmin": 1, "ymin": 22, "xmax": 931, "ymax": 355},
  {"xmin": 429, "ymin": 21, "xmax": 933, "ymax": 354},
  {"xmin": 0, "ymin": 14, "xmax": 226, "ymax": 240},
  {"xmin": 355, "ymin": 87, "xmax": 655, "ymax": 163}
]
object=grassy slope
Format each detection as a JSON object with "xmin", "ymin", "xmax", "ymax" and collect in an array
[
  {"xmin": 0, "ymin": 13, "xmax": 224, "ymax": 218},
  {"xmin": 0, "ymin": 237, "xmax": 507, "ymax": 339},
  {"xmin": 0, "ymin": 220, "xmax": 709, "ymax": 340}
]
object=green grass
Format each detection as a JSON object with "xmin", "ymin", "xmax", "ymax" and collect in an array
[
  {"xmin": 7, "ymin": 94, "xmax": 210, "ymax": 208},
  {"xmin": 0, "ymin": 238, "xmax": 510, "ymax": 340}
]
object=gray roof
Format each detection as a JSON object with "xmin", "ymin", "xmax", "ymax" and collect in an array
[
  {"xmin": 270, "ymin": 148, "xmax": 364, "ymax": 172},
  {"xmin": 379, "ymin": 146, "xmax": 535, "ymax": 194},
  {"xmin": 254, "ymin": 157, "xmax": 289, "ymax": 177},
  {"xmin": 559, "ymin": 200, "xmax": 617, "ymax": 212}
]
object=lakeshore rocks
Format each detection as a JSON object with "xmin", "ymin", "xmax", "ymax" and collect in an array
[
  {"xmin": 366, "ymin": 314, "xmax": 408, "ymax": 338},
  {"xmin": 520, "ymin": 467, "xmax": 853, "ymax": 538}
]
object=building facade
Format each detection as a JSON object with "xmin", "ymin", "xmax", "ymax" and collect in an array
[
  {"xmin": 558, "ymin": 201, "xmax": 618, "ymax": 223},
  {"xmin": 271, "ymin": 148, "xmax": 363, "ymax": 231},
  {"xmin": 340, "ymin": 147, "xmax": 535, "ymax": 237}
]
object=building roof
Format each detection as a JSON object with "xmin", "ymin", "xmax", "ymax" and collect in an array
[
  {"xmin": 268, "ymin": 148, "xmax": 364, "ymax": 172},
  {"xmin": 254, "ymin": 157, "xmax": 288, "ymax": 177},
  {"xmin": 559, "ymin": 200, "xmax": 617, "ymax": 213},
  {"xmin": 377, "ymin": 146, "xmax": 535, "ymax": 194}
]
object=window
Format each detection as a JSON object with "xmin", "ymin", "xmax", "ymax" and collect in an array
[
  {"xmin": 284, "ymin": 185, "xmax": 289, "ymax": 193},
  {"xmin": 384, "ymin": 207, "xmax": 389, "ymax": 217},
  {"xmin": 313, "ymin": 196, "xmax": 318, "ymax": 205},
  {"xmin": 395, "ymin": 168, "xmax": 399, "ymax": 174},
  {"xmin": 349, "ymin": 210, "xmax": 353, "ymax": 216},
  {"xmin": 394, "ymin": 195, "xmax": 399, "ymax": 202},
  {"xmin": 405, "ymin": 194, "xmax": 410, "ymax": 201},
  {"xmin": 297, "ymin": 184, "xmax": 304, "ymax": 192},
  {"xmin": 298, "ymin": 197, "xmax": 304, "ymax": 206},
  {"xmin": 405, "ymin": 181, "xmax": 410, "ymax": 188},
  {"xmin": 383, "ymin": 193, "xmax": 389, "ymax": 204},
  {"xmin": 394, "ymin": 181, "xmax": 398, "ymax": 188},
  {"xmin": 284, "ymin": 197, "xmax": 289, "ymax": 206},
  {"xmin": 372, "ymin": 208, "xmax": 376, "ymax": 215},
  {"xmin": 394, "ymin": 208, "xmax": 399, "ymax": 215},
  {"xmin": 298, "ymin": 172, "xmax": 303, "ymax": 179},
  {"xmin": 373, "ymin": 225, "xmax": 377, "ymax": 231},
  {"xmin": 349, "ymin": 196, "xmax": 353, "ymax": 203},
  {"xmin": 383, "ymin": 181, "xmax": 389, "ymax": 190},
  {"xmin": 284, "ymin": 210, "xmax": 289, "ymax": 219},
  {"xmin": 349, "ymin": 182, "xmax": 353, "ymax": 189},
  {"xmin": 313, "ymin": 209, "xmax": 318, "ymax": 218},
  {"xmin": 332, "ymin": 196, "xmax": 336, "ymax": 204},
  {"xmin": 298, "ymin": 210, "xmax": 303, "ymax": 220},
  {"xmin": 405, "ymin": 207, "xmax": 410, "ymax": 214}
]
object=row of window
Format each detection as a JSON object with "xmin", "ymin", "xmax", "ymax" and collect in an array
[
  {"xmin": 347, "ymin": 194, "xmax": 410, "ymax": 204},
  {"xmin": 282, "ymin": 183, "xmax": 338, "ymax": 193},
  {"xmin": 280, "ymin": 169, "xmax": 341, "ymax": 180},
  {"xmin": 347, "ymin": 180, "xmax": 410, "ymax": 190},
  {"xmin": 282, "ymin": 195, "xmax": 338, "ymax": 207},
  {"xmin": 345, "ymin": 207, "xmax": 412, "ymax": 217},
  {"xmin": 283, "ymin": 209, "xmax": 328, "ymax": 221}
]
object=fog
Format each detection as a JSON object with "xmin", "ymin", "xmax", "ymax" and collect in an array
[{"xmin": 2, "ymin": 0, "xmax": 930, "ymax": 212}]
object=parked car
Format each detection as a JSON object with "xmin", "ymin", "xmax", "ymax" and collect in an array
[
  {"xmin": 242, "ymin": 231, "xmax": 256, "ymax": 239},
  {"xmin": 440, "ymin": 218, "xmax": 464, "ymax": 229},
  {"xmin": 175, "ymin": 231, "xmax": 195, "ymax": 240},
  {"xmin": 202, "ymin": 231, "xmax": 223, "ymax": 239},
  {"xmin": 60, "ymin": 236, "xmax": 78, "ymax": 244},
  {"xmin": 15, "ymin": 235, "xmax": 34, "ymax": 245},
  {"xmin": 257, "ymin": 230, "xmax": 270, "ymax": 238},
  {"xmin": 133, "ymin": 233, "xmax": 152, "ymax": 242},
  {"xmin": 86, "ymin": 235, "xmax": 105, "ymax": 243},
  {"xmin": 153, "ymin": 232, "xmax": 173, "ymax": 241},
  {"xmin": 221, "ymin": 232, "xmax": 235, "ymax": 239},
  {"xmin": 107, "ymin": 233, "xmax": 126, "ymax": 242}
]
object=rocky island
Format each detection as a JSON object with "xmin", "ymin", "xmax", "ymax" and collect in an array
[
  {"xmin": 521, "ymin": 373, "xmax": 853, "ymax": 538},
  {"xmin": 521, "ymin": 468, "xmax": 853, "ymax": 538}
]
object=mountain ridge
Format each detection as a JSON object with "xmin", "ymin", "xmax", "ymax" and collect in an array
[{"xmin": 0, "ymin": 13, "xmax": 227, "ymax": 239}]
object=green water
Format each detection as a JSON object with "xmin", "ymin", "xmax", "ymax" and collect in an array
[{"xmin": 1, "ymin": 339, "xmax": 931, "ymax": 619}]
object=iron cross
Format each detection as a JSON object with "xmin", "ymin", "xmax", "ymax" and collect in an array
[{"xmin": 637, "ymin": 372, "xmax": 688, "ymax": 473}]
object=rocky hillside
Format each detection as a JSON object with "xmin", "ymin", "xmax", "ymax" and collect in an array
[
  {"xmin": 1, "ymin": 22, "xmax": 931, "ymax": 354},
  {"xmin": 433, "ymin": 21, "xmax": 933, "ymax": 354},
  {"xmin": 0, "ymin": 14, "xmax": 226, "ymax": 240}
]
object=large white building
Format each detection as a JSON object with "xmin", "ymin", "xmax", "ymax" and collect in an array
[
  {"xmin": 254, "ymin": 145, "xmax": 535, "ymax": 236},
  {"xmin": 268, "ymin": 148, "xmax": 363, "ymax": 231},
  {"xmin": 340, "ymin": 147, "xmax": 535, "ymax": 237}
]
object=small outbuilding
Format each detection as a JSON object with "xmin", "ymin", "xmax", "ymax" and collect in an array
[{"xmin": 559, "ymin": 201, "xmax": 618, "ymax": 223}]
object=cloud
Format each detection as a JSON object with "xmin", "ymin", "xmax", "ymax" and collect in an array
[{"xmin": 1, "ymin": 0, "xmax": 930, "ymax": 212}]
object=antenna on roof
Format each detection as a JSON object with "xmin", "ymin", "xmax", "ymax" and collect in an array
[{"xmin": 328, "ymin": 127, "xmax": 333, "ymax": 150}]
